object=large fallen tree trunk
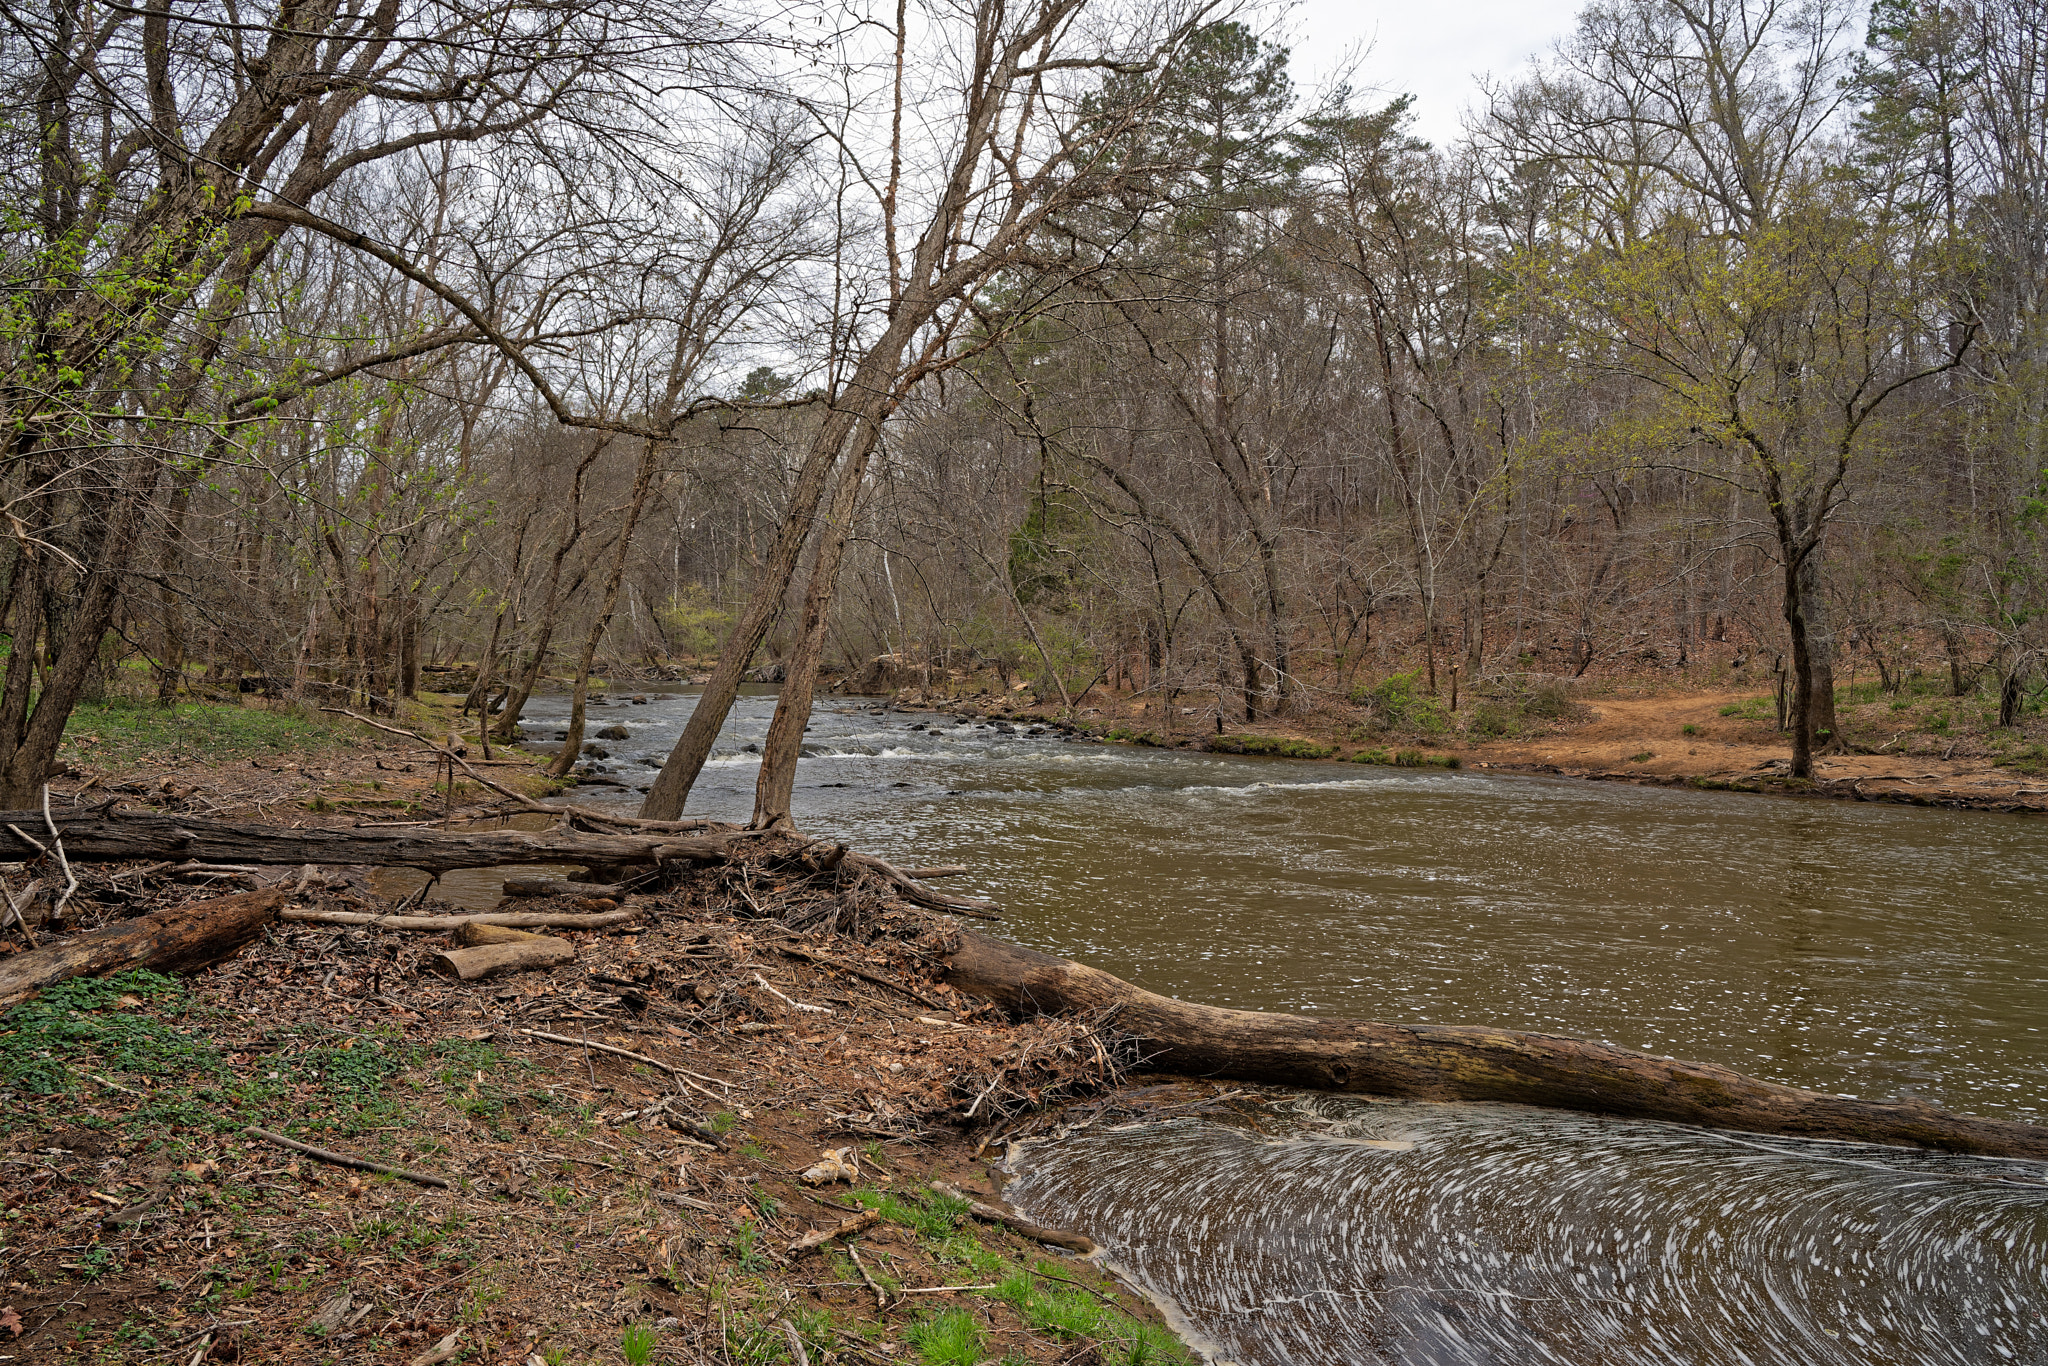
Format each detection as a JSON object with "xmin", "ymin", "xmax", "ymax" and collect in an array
[
  {"xmin": 0, "ymin": 888, "xmax": 287, "ymax": 1010},
  {"xmin": 939, "ymin": 931, "xmax": 2048, "ymax": 1160},
  {"xmin": 0, "ymin": 808, "xmax": 735, "ymax": 875}
]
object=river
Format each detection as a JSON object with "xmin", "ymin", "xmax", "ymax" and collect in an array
[{"xmin": 500, "ymin": 686, "xmax": 2048, "ymax": 1365}]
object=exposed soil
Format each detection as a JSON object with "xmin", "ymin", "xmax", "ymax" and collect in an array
[{"xmin": 0, "ymin": 752, "xmax": 1210, "ymax": 1366}]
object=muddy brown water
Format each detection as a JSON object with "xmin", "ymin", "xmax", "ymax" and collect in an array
[{"xmin": 424, "ymin": 689, "xmax": 2048, "ymax": 1363}]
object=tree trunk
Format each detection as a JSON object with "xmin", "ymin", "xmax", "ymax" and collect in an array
[
  {"xmin": 0, "ymin": 810, "xmax": 741, "ymax": 876},
  {"xmin": 551, "ymin": 440, "xmax": 665, "ymax": 778},
  {"xmin": 0, "ymin": 888, "xmax": 287, "ymax": 1010},
  {"xmin": 1798, "ymin": 550, "xmax": 1842, "ymax": 752},
  {"xmin": 639, "ymin": 328, "xmax": 918, "ymax": 822},
  {"xmin": 752, "ymin": 418, "xmax": 887, "ymax": 828},
  {"xmin": 0, "ymin": 455, "xmax": 162, "ymax": 807},
  {"xmin": 938, "ymin": 931, "xmax": 2048, "ymax": 1159}
]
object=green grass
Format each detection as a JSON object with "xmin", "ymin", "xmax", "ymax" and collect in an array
[
  {"xmin": 0, "ymin": 970, "xmax": 214, "ymax": 1095},
  {"xmin": 852, "ymin": 1186, "xmax": 972, "ymax": 1239},
  {"xmin": 906, "ymin": 1309, "xmax": 984, "ymax": 1366},
  {"xmin": 621, "ymin": 1322, "xmax": 658, "ymax": 1365},
  {"xmin": 1, "ymin": 982, "xmax": 525, "ymax": 1144},
  {"xmin": 986, "ymin": 1265, "xmax": 1195, "ymax": 1366},
  {"xmin": 61, "ymin": 696, "xmax": 358, "ymax": 767}
]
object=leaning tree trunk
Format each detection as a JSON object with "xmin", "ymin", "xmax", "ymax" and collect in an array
[
  {"xmin": 752, "ymin": 417, "xmax": 889, "ymax": 829},
  {"xmin": 938, "ymin": 931, "xmax": 2048, "ymax": 1159},
  {"xmin": 0, "ymin": 453, "xmax": 161, "ymax": 807},
  {"xmin": 639, "ymin": 327, "xmax": 917, "ymax": 822}
]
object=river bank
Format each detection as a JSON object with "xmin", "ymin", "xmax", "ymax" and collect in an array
[
  {"xmin": 16, "ymin": 699, "xmax": 2048, "ymax": 1363},
  {"xmin": 6, "ymin": 716, "xmax": 1201, "ymax": 1366},
  {"xmin": 920, "ymin": 682, "xmax": 2048, "ymax": 814}
]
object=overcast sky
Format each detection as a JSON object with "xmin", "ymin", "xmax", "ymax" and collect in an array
[{"xmin": 1279, "ymin": 0, "xmax": 1586, "ymax": 144}]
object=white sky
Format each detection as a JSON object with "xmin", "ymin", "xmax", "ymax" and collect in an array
[{"xmin": 1279, "ymin": 0, "xmax": 1586, "ymax": 145}]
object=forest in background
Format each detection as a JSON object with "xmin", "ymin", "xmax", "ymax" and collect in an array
[{"xmin": 5, "ymin": 0, "xmax": 2046, "ymax": 824}]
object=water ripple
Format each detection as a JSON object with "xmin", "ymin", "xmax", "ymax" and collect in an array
[{"xmin": 1006, "ymin": 1098, "xmax": 2048, "ymax": 1366}]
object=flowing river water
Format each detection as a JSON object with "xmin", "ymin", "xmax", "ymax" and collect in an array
[{"xmin": 490, "ymin": 687, "xmax": 2048, "ymax": 1364}]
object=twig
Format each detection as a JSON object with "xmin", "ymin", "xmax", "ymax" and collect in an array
[
  {"xmin": 753, "ymin": 971, "xmax": 832, "ymax": 1014},
  {"xmin": 930, "ymin": 1181, "xmax": 1095, "ymax": 1254},
  {"xmin": 87, "ymin": 1073, "xmax": 147, "ymax": 1098},
  {"xmin": 281, "ymin": 907, "xmax": 646, "ymax": 931},
  {"xmin": 775, "ymin": 944, "xmax": 948, "ymax": 1010},
  {"xmin": 518, "ymin": 1029, "xmax": 729, "ymax": 1101},
  {"xmin": 42, "ymin": 784, "xmax": 79, "ymax": 921},
  {"xmin": 843, "ymin": 850, "xmax": 1001, "ymax": 918},
  {"xmin": 779, "ymin": 1319, "xmax": 812, "ymax": 1366},
  {"xmin": 0, "ymin": 872, "xmax": 39, "ymax": 949},
  {"xmin": 848, "ymin": 1243, "xmax": 890, "ymax": 1313},
  {"xmin": 964, "ymin": 1067, "xmax": 1008, "ymax": 1120},
  {"xmin": 898, "ymin": 1283, "xmax": 1002, "ymax": 1294},
  {"xmin": 540, "ymin": 1151, "xmax": 625, "ymax": 1173},
  {"xmin": 241, "ymin": 1126, "xmax": 451, "ymax": 1188},
  {"xmin": 1027, "ymin": 1265, "xmax": 1126, "ymax": 1307}
]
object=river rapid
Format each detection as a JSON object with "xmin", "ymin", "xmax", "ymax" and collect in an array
[{"xmin": 503, "ymin": 686, "xmax": 2048, "ymax": 1365}]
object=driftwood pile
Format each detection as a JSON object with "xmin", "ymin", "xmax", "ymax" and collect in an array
[{"xmin": 2, "ymin": 799, "xmax": 2044, "ymax": 1159}]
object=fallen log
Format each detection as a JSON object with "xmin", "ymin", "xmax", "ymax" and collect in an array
[
  {"xmin": 939, "ymin": 931, "xmax": 2048, "ymax": 1160},
  {"xmin": 0, "ymin": 808, "xmax": 735, "ymax": 875},
  {"xmin": 426, "ymin": 935, "xmax": 575, "ymax": 981},
  {"xmin": 0, "ymin": 888, "xmax": 287, "ymax": 1010},
  {"xmin": 281, "ymin": 907, "xmax": 645, "ymax": 932}
]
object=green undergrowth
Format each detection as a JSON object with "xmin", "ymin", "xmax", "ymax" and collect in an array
[
  {"xmin": 0, "ymin": 972, "xmax": 526, "ymax": 1144},
  {"xmin": 1211, "ymin": 733, "xmax": 1336, "ymax": 759},
  {"xmin": 1102, "ymin": 727, "xmax": 1171, "ymax": 747},
  {"xmin": 840, "ymin": 1187, "xmax": 1193, "ymax": 1366},
  {"xmin": 1349, "ymin": 747, "xmax": 1460, "ymax": 769},
  {"xmin": 990, "ymin": 1264, "xmax": 1193, "ymax": 1366},
  {"xmin": 61, "ymin": 696, "xmax": 359, "ymax": 767}
]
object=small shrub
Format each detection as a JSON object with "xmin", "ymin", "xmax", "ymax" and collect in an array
[
  {"xmin": 1347, "ymin": 671, "xmax": 1448, "ymax": 735},
  {"xmin": 1630, "ymin": 751, "xmax": 1654, "ymax": 764},
  {"xmin": 1466, "ymin": 701, "xmax": 1519, "ymax": 737},
  {"xmin": 1680, "ymin": 723, "xmax": 1700, "ymax": 736},
  {"xmin": 1520, "ymin": 682, "xmax": 1577, "ymax": 719},
  {"xmin": 1213, "ymin": 734, "xmax": 1335, "ymax": 759}
]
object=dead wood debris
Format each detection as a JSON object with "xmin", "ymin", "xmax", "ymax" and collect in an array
[{"xmin": 0, "ymin": 826, "xmax": 1166, "ymax": 1366}]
